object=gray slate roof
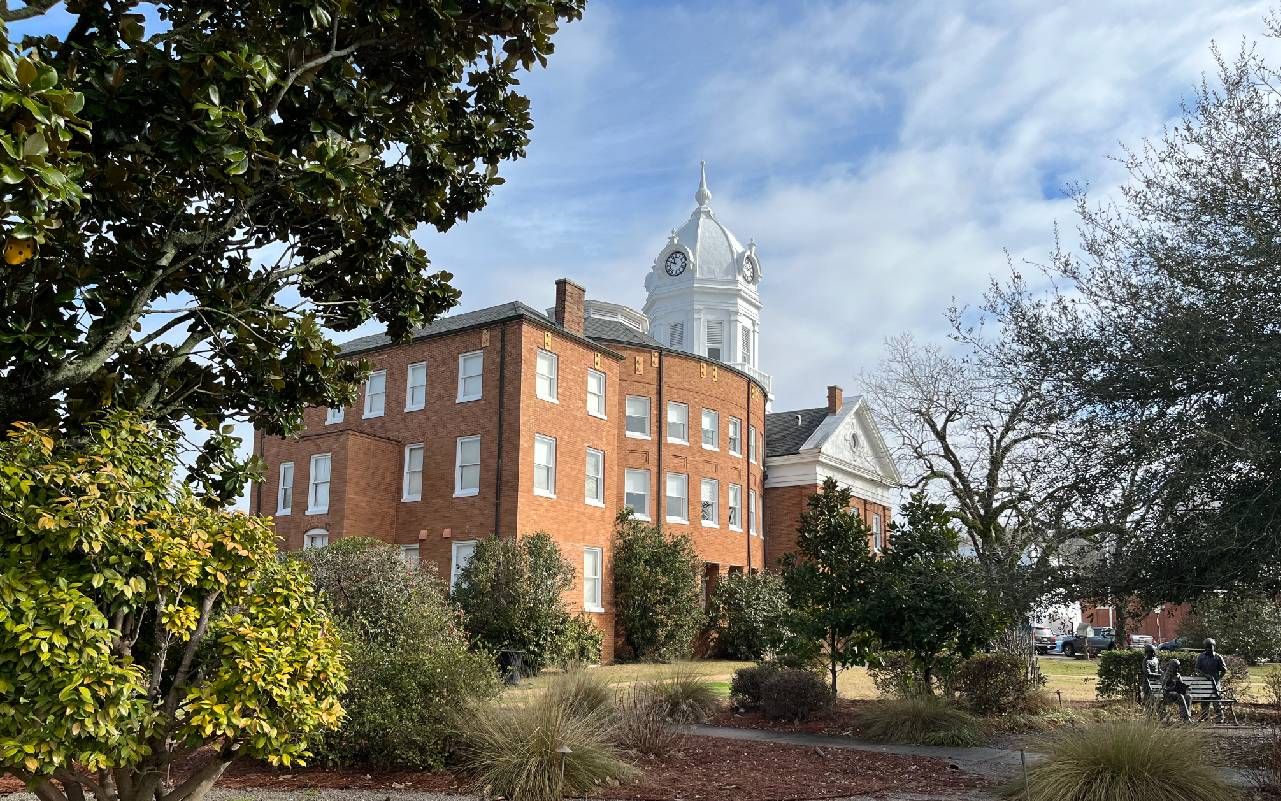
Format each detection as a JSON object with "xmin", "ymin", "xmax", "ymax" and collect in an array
[
  {"xmin": 338, "ymin": 302, "xmax": 535, "ymax": 355},
  {"xmin": 584, "ymin": 317, "xmax": 663, "ymax": 348},
  {"xmin": 765, "ymin": 407, "xmax": 831, "ymax": 457}
]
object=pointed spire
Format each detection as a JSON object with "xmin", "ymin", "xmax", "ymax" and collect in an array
[{"xmin": 695, "ymin": 161, "xmax": 712, "ymax": 208}]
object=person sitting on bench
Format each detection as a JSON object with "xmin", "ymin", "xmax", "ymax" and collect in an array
[
  {"xmin": 1194, "ymin": 638, "xmax": 1228, "ymax": 724},
  {"xmin": 1162, "ymin": 658, "xmax": 1192, "ymax": 722},
  {"xmin": 1144, "ymin": 644, "xmax": 1160, "ymax": 676}
]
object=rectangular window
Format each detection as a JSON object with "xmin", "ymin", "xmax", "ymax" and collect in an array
[
  {"xmin": 533, "ymin": 434, "xmax": 557, "ymax": 497},
  {"xmin": 728, "ymin": 483, "xmax": 743, "ymax": 531},
  {"xmin": 669, "ymin": 321, "xmax": 684, "ymax": 348},
  {"xmin": 402, "ymin": 443, "xmax": 424, "ymax": 502},
  {"xmin": 624, "ymin": 468, "xmax": 650, "ymax": 520},
  {"xmin": 625, "ymin": 395, "xmax": 651, "ymax": 438},
  {"xmin": 586, "ymin": 369, "xmax": 607, "ymax": 418},
  {"xmin": 363, "ymin": 370, "xmax": 386, "ymax": 418},
  {"xmin": 701, "ymin": 478, "xmax": 719, "ymax": 527},
  {"xmin": 455, "ymin": 436, "xmax": 481, "ymax": 497},
  {"xmin": 706, "ymin": 320, "xmax": 724, "ymax": 361},
  {"xmin": 872, "ymin": 514, "xmax": 884, "ymax": 552},
  {"xmin": 451, "ymin": 540, "xmax": 477, "ymax": 590},
  {"xmin": 304, "ymin": 530, "xmax": 329, "ymax": 550},
  {"xmin": 728, "ymin": 417, "xmax": 742, "ymax": 455},
  {"xmin": 457, "ymin": 351, "xmax": 483, "ymax": 402},
  {"xmin": 400, "ymin": 544, "xmax": 420, "ymax": 568},
  {"xmin": 405, "ymin": 361, "xmax": 427, "ymax": 411},
  {"xmin": 536, "ymin": 349, "xmax": 558, "ymax": 402},
  {"xmin": 665, "ymin": 472, "xmax": 688, "ymax": 523},
  {"xmin": 307, "ymin": 453, "xmax": 331, "ymax": 515},
  {"xmin": 701, "ymin": 408, "xmax": 719, "ymax": 450},
  {"xmin": 667, "ymin": 401, "xmax": 689, "ymax": 444},
  {"xmin": 749, "ymin": 489, "xmax": 759, "ymax": 535},
  {"xmin": 749, "ymin": 424, "xmax": 758, "ymax": 463},
  {"xmin": 325, "ymin": 407, "xmax": 344, "ymax": 425},
  {"xmin": 277, "ymin": 462, "xmax": 294, "ymax": 515},
  {"xmin": 585, "ymin": 447, "xmax": 605, "ymax": 506},
  {"xmin": 583, "ymin": 547, "xmax": 603, "ymax": 612}
]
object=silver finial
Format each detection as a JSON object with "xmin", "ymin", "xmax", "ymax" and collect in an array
[{"xmin": 695, "ymin": 161, "xmax": 712, "ymax": 207}]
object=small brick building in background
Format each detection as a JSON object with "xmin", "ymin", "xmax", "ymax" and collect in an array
[{"xmin": 250, "ymin": 170, "xmax": 900, "ymax": 661}]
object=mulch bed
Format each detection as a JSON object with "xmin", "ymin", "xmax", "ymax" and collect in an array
[
  {"xmin": 0, "ymin": 733, "xmax": 985, "ymax": 801},
  {"xmin": 710, "ymin": 698, "xmax": 880, "ymax": 739}
]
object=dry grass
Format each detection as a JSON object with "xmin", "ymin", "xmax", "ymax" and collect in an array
[
  {"xmin": 544, "ymin": 665, "xmax": 613, "ymax": 717},
  {"xmin": 1006, "ymin": 719, "xmax": 1238, "ymax": 801},
  {"xmin": 639, "ymin": 666, "xmax": 721, "ymax": 723},
  {"xmin": 614, "ymin": 686, "xmax": 683, "ymax": 757},
  {"xmin": 857, "ymin": 696, "xmax": 985, "ymax": 747}
]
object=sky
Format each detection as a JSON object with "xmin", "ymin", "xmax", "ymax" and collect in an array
[{"xmin": 387, "ymin": 0, "xmax": 1277, "ymax": 414}]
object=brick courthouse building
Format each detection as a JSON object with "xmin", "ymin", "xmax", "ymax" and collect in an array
[{"xmin": 251, "ymin": 168, "xmax": 900, "ymax": 660}]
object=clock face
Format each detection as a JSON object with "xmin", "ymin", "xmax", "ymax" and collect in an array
[
  {"xmin": 664, "ymin": 251, "xmax": 688, "ymax": 277},
  {"xmin": 742, "ymin": 257, "xmax": 757, "ymax": 283}
]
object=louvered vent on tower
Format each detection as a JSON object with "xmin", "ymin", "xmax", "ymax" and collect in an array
[
  {"xmin": 668, "ymin": 322, "xmax": 684, "ymax": 347},
  {"xmin": 706, "ymin": 320, "xmax": 724, "ymax": 361}
]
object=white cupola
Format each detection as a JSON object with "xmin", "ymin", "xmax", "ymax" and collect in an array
[{"xmin": 643, "ymin": 163, "xmax": 770, "ymax": 396}]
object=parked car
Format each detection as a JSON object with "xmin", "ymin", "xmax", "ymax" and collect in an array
[
  {"xmin": 1033, "ymin": 626, "xmax": 1059, "ymax": 654},
  {"xmin": 1128, "ymin": 633, "xmax": 1155, "ymax": 649},
  {"xmin": 1062, "ymin": 626, "xmax": 1116, "ymax": 657},
  {"xmin": 1157, "ymin": 638, "xmax": 1184, "ymax": 651}
]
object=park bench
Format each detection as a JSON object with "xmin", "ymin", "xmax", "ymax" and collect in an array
[{"xmin": 1141, "ymin": 673, "xmax": 1239, "ymax": 724}]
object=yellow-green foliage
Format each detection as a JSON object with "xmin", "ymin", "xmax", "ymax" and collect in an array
[
  {"xmin": 0, "ymin": 417, "xmax": 346, "ymax": 797},
  {"xmin": 1007, "ymin": 720, "xmax": 1237, "ymax": 801}
]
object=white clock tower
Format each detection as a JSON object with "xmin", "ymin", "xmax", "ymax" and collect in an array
[{"xmin": 643, "ymin": 164, "xmax": 770, "ymax": 397}]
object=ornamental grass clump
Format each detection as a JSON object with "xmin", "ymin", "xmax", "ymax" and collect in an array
[
  {"xmin": 545, "ymin": 666, "xmax": 613, "ymax": 718},
  {"xmin": 857, "ymin": 696, "xmax": 984, "ymax": 747},
  {"xmin": 457, "ymin": 693, "xmax": 636, "ymax": 801},
  {"xmin": 1006, "ymin": 720, "xmax": 1236, "ymax": 801},
  {"xmin": 614, "ymin": 687, "xmax": 682, "ymax": 757},
  {"xmin": 641, "ymin": 666, "xmax": 721, "ymax": 723}
]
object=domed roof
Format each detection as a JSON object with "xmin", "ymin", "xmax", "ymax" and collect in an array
[{"xmin": 647, "ymin": 163, "xmax": 761, "ymax": 287}]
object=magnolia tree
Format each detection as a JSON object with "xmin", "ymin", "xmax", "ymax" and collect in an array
[{"xmin": 0, "ymin": 416, "xmax": 346, "ymax": 801}]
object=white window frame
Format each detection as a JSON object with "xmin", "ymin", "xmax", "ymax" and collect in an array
[
  {"xmin": 450, "ymin": 540, "xmax": 477, "ymax": 590},
  {"xmin": 457, "ymin": 351, "xmax": 484, "ymax": 403},
  {"xmin": 303, "ymin": 528, "xmax": 329, "ymax": 550},
  {"xmin": 583, "ymin": 547, "xmax": 604, "ymax": 613},
  {"xmin": 701, "ymin": 408, "xmax": 719, "ymax": 451},
  {"xmin": 306, "ymin": 453, "xmax": 331, "ymax": 515},
  {"xmin": 363, "ymin": 370, "xmax": 387, "ymax": 418},
  {"xmin": 276, "ymin": 461, "xmax": 294, "ymax": 515},
  {"xmin": 402, "ymin": 443, "xmax": 424, "ymax": 502},
  {"xmin": 533, "ymin": 434, "xmax": 557, "ymax": 498},
  {"xmin": 700, "ymin": 478, "xmax": 719, "ymax": 527},
  {"xmin": 535, "ymin": 349, "xmax": 559, "ymax": 403},
  {"xmin": 749, "ymin": 489, "xmax": 759, "ymax": 535},
  {"xmin": 584, "ymin": 447, "xmax": 605, "ymax": 507},
  {"xmin": 625, "ymin": 395, "xmax": 651, "ymax": 439},
  {"xmin": 667, "ymin": 401, "xmax": 689, "ymax": 445},
  {"xmin": 586, "ymin": 369, "xmax": 607, "ymax": 419},
  {"xmin": 455, "ymin": 435, "xmax": 481, "ymax": 497},
  {"xmin": 728, "ymin": 483, "xmax": 743, "ymax": 531},
  {"xmin": 665, "ymin": 472, "xmax": 689, "ymax": 524},
  {"xmin": 728, "ymin": 417, "xmax": 742, "ymax": 456},
  {"xmin": 325, "ymin": 407, "xmax": 344, "ymax": 425},
  {"xmin": 749, "ymin": 424, "xmax": 758, "ymax": 463},
  {"xmin": 400, "ymin": 543, "xmax": 420, "ymax": 567},
  {"xmin": 624, "ymin": 468, "xmax": 650, "ymax": 521},
  {"xmin": 405, "ymin": 361, "xmax": 427, "ymax": 411},
  {"xmin": 872, "ymin": 514, "xmax": 884, "ymax": 552}
]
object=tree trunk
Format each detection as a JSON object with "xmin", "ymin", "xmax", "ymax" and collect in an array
[{"xmin": 829, "ymin": 629, "xmax": 838, "ymax": 694}]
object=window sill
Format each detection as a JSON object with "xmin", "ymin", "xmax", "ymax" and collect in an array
[
  {"xmin": 702, "ymin": 444, "xmax": 719, "ymax": 452},
  {"xmin": 402, "ymin": 496, "xmax": 421, "ymax": 503},
  {"xmin": 729, "ymin": 525, "xmax": 742, "ymax": 533},
  {"xmin": 305, "ymin": 508, "xmax": 328, "ymax": 516},
  {"xmin": 454, "ymin": 488, "xmax": 480, "ymax": 498},
  {"xmin": 729, "ymin": 450, "xmax": 742, "ymax": 458},
  {"xmin": 537, "ymin": 394, "xmax": 559, "ymax": 404},
  {"xmin": 588, "ymin": 411, "xmax": 607, "ymax": 420},
  {"xmin": 631, "ymin": 513, "xmax": 651, "ymax": 522},
  {"xmin": 456, "ymin": 395, "xmax": 482, "ymax": 404},
  {"xmin": 585, "ymin": 499, "xmax": 606, "ymax": 508},
  {"xmin": 584, "ymin": 605, "xmax": 605, "ymax": 614},
  {"xmin": 325, "ymin": 421, "xmax": 343, "ymax": 426},
  {"xmin": 362, "ymin": 412, "xmax": 384, "ymax": 419},
  {"xmin": 277, "ymin": 509, "xmax": 291, "ymax": 517},
  {"xmin": 534, "ymin": 490, "xmax": 557, "ymax": 499},
  {"xmin": 667, "ymin": 438, "xmax": 689, "ymax": 446},
  {"xmin": 405, "ymin": 405, "xmax": 425, "ymax": 413},
  {"xmin": 666, "ymin": 516, "xmax": 689, "ymax": 525},
  {"xmin": 625, "ymin": 431, "xmax": 652, "ymax": 440},
  {"xmin": 701, "ymin": 520, "xmax": 719, "ymax": 528}
]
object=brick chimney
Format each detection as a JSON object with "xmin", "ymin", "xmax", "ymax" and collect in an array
[
  {"xmin": 554, "ymin": 278, "xmax": 586, "ymax": 335},
  {"xmin": 826, "ymin": 385, "xmax": 844, "ymax": 414}
]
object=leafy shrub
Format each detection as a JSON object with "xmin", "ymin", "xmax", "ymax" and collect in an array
[
  {"xmin": 1179, "ymin": 594, "xmax": 1281, "ymax": 665},
  {"xmin": 1096, "ymin": 648, "xmax": 1147, "ymax": 701},
  {"xmin": 707, "ymin": 571, "xmax": 791, "ymax": 660},
  {"xmin": 954, "ymin": 652, "xmax": 1045, "ymax": 715},
  {"xmin": 760, "ymin": 668, "xmax": 834, "ymax": 722},
  {"xmin": 1005, "ymin": 720, "xmax": 1235, "ymax": 801},
  {"xmin": 858, "ymin": 696, "xmax": 984, "ymax": 747},
  {"xmin": 561, "ymin": 614, "xmax": 605, "ymax": 665},
  {"xmin": 457, "ymin": 693, "xmax": 637, "ymax": 801},
  {"xmin": 868, "ymin": 651, "xmax": 931, "ymax": 699},
  {"xmin": 641, "ymin": 667, "xmax": 721, "ymax": 723},
  {"xmin": 545, "ymin": 667, "xmax": 613, "ymax": 718},
  {"xmin": 731, "ymin": 664, "xmax": 780, "ymax": 708},
  {"xmin": 614, "ymin": 687, "xmax": 681, "ymax": 757},
  {"xmin": 301, "ymin": 538, "xmax": 499, "ymax": 768},
  {"xmin": 452, "ymin": 532, "xmax": 577, "ymax": 674},
  {"xmin": 612, "ymin": 512, "xmax": 704, "ymax": 661}
]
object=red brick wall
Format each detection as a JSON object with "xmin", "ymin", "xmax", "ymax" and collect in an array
[
  {"xmin": 763, "ymin": 483, "xmax": 891, "ymax": 567},
  {"xmin": 1081, "ymin": 601, "xmax": 1190, "ymax": 643}
]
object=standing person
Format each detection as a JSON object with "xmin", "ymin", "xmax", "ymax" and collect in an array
[
  {"xmin": 1195, "ymin": 638, "xmax": 1228, "ymax": 723},
  {"xmin": 1162, "ymin": 658, "xmax": 1192, "ymax": 722}
]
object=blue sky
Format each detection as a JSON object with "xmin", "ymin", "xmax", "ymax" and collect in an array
[{"xmin": 400, "ymin": 0, "xmax": 1275, "ymax": 413}]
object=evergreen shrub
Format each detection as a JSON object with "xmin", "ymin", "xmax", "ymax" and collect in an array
[
  {"xmin": 612, "ymin": 512, "xmax": 703, "ymax": 661},
  {"xmin": 707, "ymin": 570, "xmax": 791, "ymax": 660}
]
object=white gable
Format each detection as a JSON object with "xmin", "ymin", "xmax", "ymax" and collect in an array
[{"xmin": 764, "ymin": 398, "xmax": 900, "ymax": 506}]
